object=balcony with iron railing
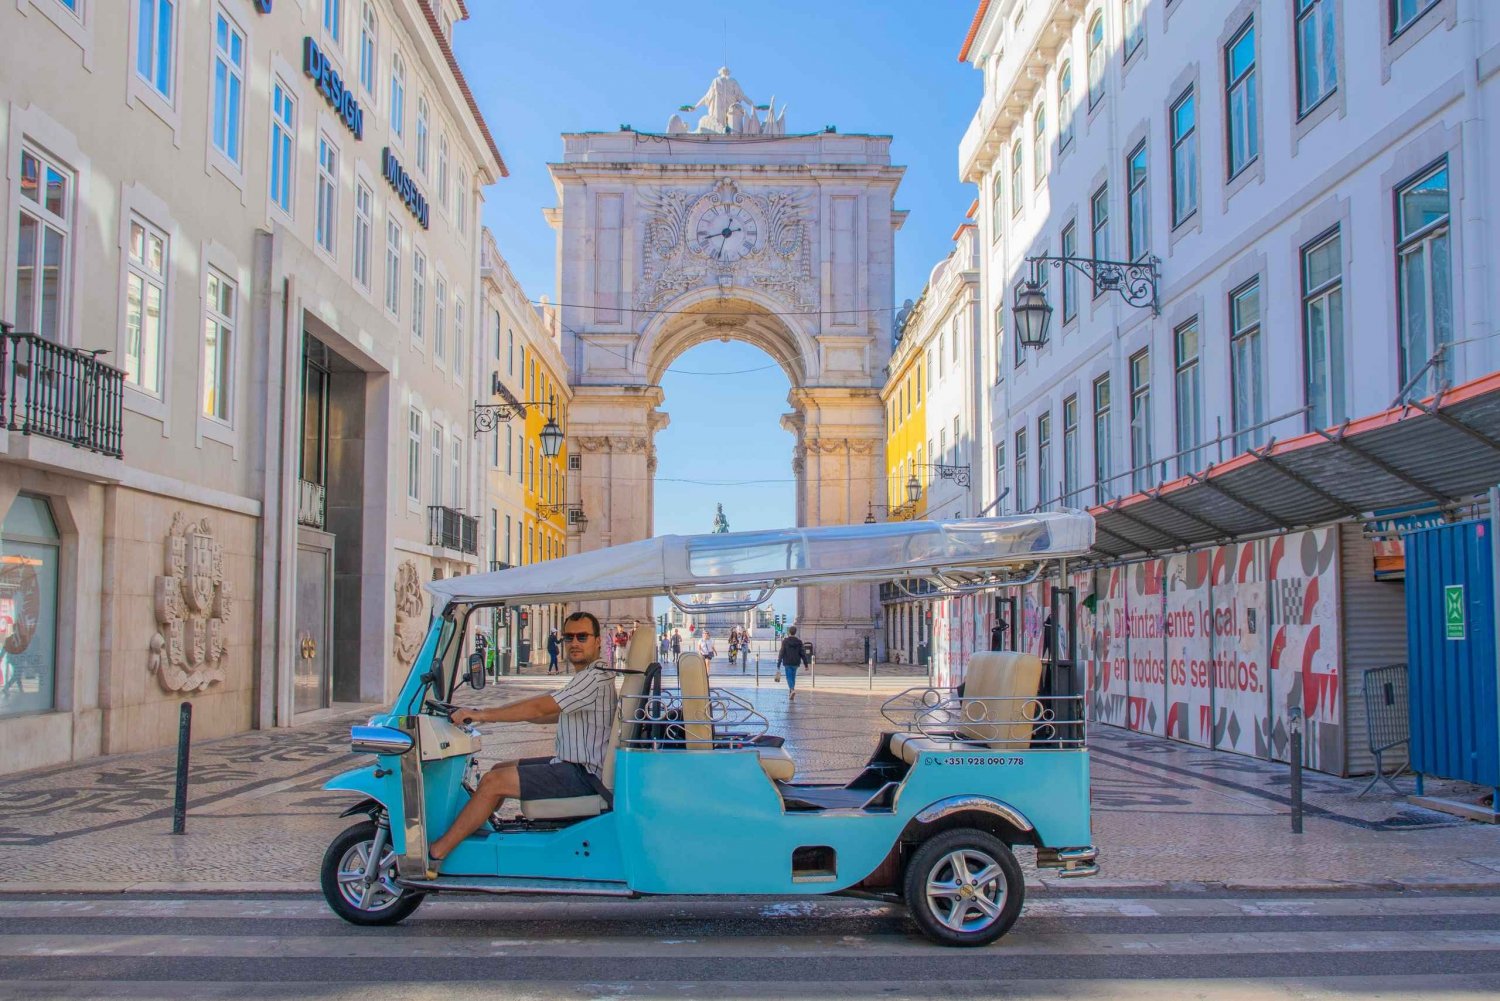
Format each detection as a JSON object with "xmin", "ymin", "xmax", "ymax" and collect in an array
[
  {"xmin": 0, "ymin": 323, "xmax": 125, "ymax": 458},
  {"xmin": 428, "ymin": 505, "xmax": 478, "ymax": 555}
]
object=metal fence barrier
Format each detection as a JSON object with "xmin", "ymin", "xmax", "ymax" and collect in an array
[{"xmin": 1358, "ymin": 663, "xmax": 1410, "ymax": 797}]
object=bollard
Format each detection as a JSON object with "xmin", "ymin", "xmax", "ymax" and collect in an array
[
  {"xmin": 867, "ymin": 656, "xmax": 873, "ymax": 691},
  {"xmin": 172, "ymin": 701, "xmax": 192, "ymax": 835},
  {"xmin": 755, "ymin": 652, "xmax": 760, "ymax": 688},
  {"xmin": 1288, "ymin": 706, "xmax": 1304, "ymax": 835}
]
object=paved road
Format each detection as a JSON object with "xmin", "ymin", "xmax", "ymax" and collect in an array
[{"xmin": 3, "ymin": 890, "xmax": 1499, "ymax": 999}]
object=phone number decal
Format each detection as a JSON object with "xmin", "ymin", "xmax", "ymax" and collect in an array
[{"xmin": 930, "ymin": 755, "xmax": 1025, "ymax": 766}]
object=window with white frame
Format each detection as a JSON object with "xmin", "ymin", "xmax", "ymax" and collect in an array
[
  {"xmin": 994, "ymin": 441, "xmax": 1007, "ymax": 508},
  {"xmin": 124, "ymin": 216, "xmax": 168, "ymax": 395},
  {"xmin": 450, "ymin": 432, "xmax": 461, "ymax": 507},
  {"xmin": 315, "ymin": 135, "xmax": 338, "ymax": 256},
  {"xmin": 353, "ymin": 181, "xmax": 372, "ymax": 290},
  {"xmin": 322, "ymin": 0, "xmax": 342, "ymax": 44},
  {"xmin": 358, "ymin": 2, "xmax": 377, "ymax": 96},
  {"xmin": 13, "ymin": 147, "xmax": 73, "ymax": 342},
  {"xmin": 438, "ymin": 134, "xmax": 449, "ymax": 210},
  {"xmin": 1127, "ymin": 142, "xmax": 1149, "ymax": 261},
  {"xmin": 211, "ymin": 10, "xmax": 245, "ymax": 167},
  {"xmin": 1090, "ymin": 183, "xmax": 1109, "ymax": 293},
  {"xmin": 269, "ymin": 82, "xmax": 295, "ymax": 215},
  {"xmin": 1123, "ymin": 0, "xmax": 1144, "ymax": 58},
  {"xmin": 453, "ymin": 299, "xmax": 464, "ymax": 377},
  {"xmin": 1060, "ymin": 221, "xmax": 1077, "ymax": 323},
  {"xmin": 389, "ymin": 51, "xmax": 405, "ymax": 138},
  {"xmin": 1032, "ymin": 102, "xmax": 1047, "ymax": 184},
  {"xmin": 1174, "ymin": 318, "xmax": 1203, "ymax": 474},
  {"xmin": 1391, "ymin": 0, "xmax": 1439, "ymax": 38},
  {"xmin": 1171, "ymin": 87, "xmax": 1198, "ymax": 226},
  {"xmin": 993, "ymin": 308, "xmax": 1005, "ymax": 381},
  {"xmin": 990, "ymin": 170, "xmax": 1003, "ymax": 239},
  {"xmin": 411, "ymin": 250, "xmax": 426, "ymax": 341},
  {"xmin": 407, "ymin": 407, "xmax": 421, "ymax": 500},
  {"xmin": 1058, "ymin": 60, "xmax": 1075, "ymax": 150},
  {"xmin": 1037, "ymin": 412, "xmax": 1052, "ymax": 510},
  {"xmin": 1010, "ymin": 140, "xmax": 1023, "ymax": 215},
  {"xmin": 1129, "ymin": 349, "xmax": 1152, "ymax": 491},
  {"xmin": 1296, "ymin": 0, "xmax": 1337, "ymax": 115},
  {"xmin": 1086, "ymin": 12, "xmax": 1105, "ymax": 109},
  {"xmin": 1093, "ymin": 374, "xmax": 1112, "ymax": 503},
  {"xmin": 136, "ymin": 0, "xmax": 177, "ymax": 101},
  {"xmin": 1230, "ymin": 278, "xmax": 1265, "ymax": 450},
  {"xmin": 430, "ymin": 423, "xmax": 443, "ymax": 506},
  {"xmin": 1226, "ymin": 19, "xmax": 1258, "ymax": 178},
  {"xmin": 1062, "ymin": 395, "xmax": 1079, "ymax": 504},
  {"xmin": 384, "ymin": 217, "xmax": 401, "ymax": 315},
  {"xmin": 1303, "ymin": 229, "xmax": 1345, "ymax": 428},
  {"xmin": 456, "ymin": 172, "xmax": 468, "ymax": 235},
  {"xmin": 202, "ymin": 268, "xmax": 234, "ymax": 422},
  {"xmin": 1396, "ymin": 161, "xmax": 1451, "ymax": 400},
  {"xmin": 490, "ymin": 419, "xmax": 499, "ymax": 469},
  {"xmin": 1014, "ymin": 428, "xmax": 1029, "ymax": 512},
  {"xmin": 434, "ymin": 275, "xmax": 446, "ymax": 362},
  {"xmin": 415, "ymin": 95, "xmax": 429, "ymax": 173}
]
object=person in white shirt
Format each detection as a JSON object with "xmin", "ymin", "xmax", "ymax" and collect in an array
[
  {"xmin": 428, "ymin": 611, "xmax": 617, "ymax": 868},
  {"xmin": 697, "ymin": 631, "xmax": 715, "ymax": 663}
]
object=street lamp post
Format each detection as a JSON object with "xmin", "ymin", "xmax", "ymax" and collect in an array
[
  {"xmin": 1013, "ymin": 254, "xmax": 1161, "ymax": 350},
  {"xmin": 473, "ymin": 375, "xmax": 565, "ymax": 458}
]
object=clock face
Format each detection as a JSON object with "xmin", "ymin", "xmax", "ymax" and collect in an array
[{"xmin": 694, "ymin": 205, "xmax": 759, "ymax": 263}]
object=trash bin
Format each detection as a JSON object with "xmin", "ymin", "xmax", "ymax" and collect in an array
[{"xmin": 517, "ymin": 641, "xmax": 532, "ymax": 672}]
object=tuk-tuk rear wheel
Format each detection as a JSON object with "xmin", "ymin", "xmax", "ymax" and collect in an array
[
  {"xmin": 320, "ymin": 819, "xmax": 425, "ymax": 926},
  {"xmin": 902, "ymin": 827, "xmax": 1023, "ymax": 947}
]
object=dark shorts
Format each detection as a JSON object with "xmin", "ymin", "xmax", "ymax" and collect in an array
[{"xmin": 515, "ymin": 756, "xmax": 608, "ymax": 801}]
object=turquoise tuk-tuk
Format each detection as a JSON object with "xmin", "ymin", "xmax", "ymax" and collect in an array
[{"xmin": 320, "ymin": 513, "xmax": 1098, "ymax": 946}]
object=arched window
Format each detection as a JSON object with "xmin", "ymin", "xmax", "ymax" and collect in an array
[
  {"xmin": 1087, "ymin": 13, "xmax": 1106, "ymax": 109},
  {"xmin": 358, "ymin": 3, "xmax": 378, "ymax": 96},
  {"xmin": 1058, "ymin": 60, "xmax": 1075, "ymax": 149},
  {"xmin": 415, "ymin": 96, "xmax": 430, "ymax": 174},
  {"xmin": 389, "ymin": 51, "xmax": 406, "ymax": 137},
  {"xmin": 1010, "ymin": 139, "xmax": 1023, "ymax": 215},
  {"xmin": 1123, "ymin": 0, "xmax": 1143, "ymax": 58},
  {"xmin": 1033, "ymin": 101, "xmax": 1047, "ymax": 183},
  {"xmin": 0, "ymin": 495, "xmax": 60, "ymax": 718}
]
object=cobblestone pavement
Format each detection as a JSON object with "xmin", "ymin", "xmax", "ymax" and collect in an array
[{"xmin": 0, "ymin": 665, "xmax": 1496, "ymax": 892}]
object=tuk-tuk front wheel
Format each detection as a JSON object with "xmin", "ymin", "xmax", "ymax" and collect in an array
[
  {"xmin": 903, "ymin": 828, "xmax": 1023, "ymax": 947},
  {"xmin": 320, "ymin": 819, "xmax": 425, "ymax": 926}
]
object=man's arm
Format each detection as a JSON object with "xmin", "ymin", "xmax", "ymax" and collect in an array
[{"xmin": 451, "ymin": 692, "xmax": 562, "ymax": 726}]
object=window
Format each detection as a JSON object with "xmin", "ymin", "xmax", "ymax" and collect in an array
[
  {"xmin": 1032, "ymin": 103, "xmax": 1047, "ymax": 183},
  {"xmin": 1093, "ymin": 375, "xmax": 1112, "ymax": 503},
  {"xmin": 938, "ymin": 339, "xmax": 944, "ymax": 380},
  {"xmin": 1226, "ymin": 19, "xmax": 1258, "ymax": 178},
  {"xmin": 456, "ymin": 172, "xmax": 468, "ymax": 235},
  {"xmin": 407, "ymin": 408, "xmax": 421, "ymax": 500},
  {"xmin": 124, "ymin": 216, "xmax": 168, "ymax": 395},
  {"xmin": 135, "ymin": 0, "xmax": 176, "ymax": 100},
  {"xmin": 993, "ymin": 307, "xmax": 1004, "ymax": 381},
  {"xmin": 1123, "ymin": 0, "xmax": 1143, "ymax": 58},
  {"xmin": 504, "ymin": 514, "xmax": 512, "ymax": 563},
  {"xmin": 508, "ymin": 329, "xmax": 515, "ymax": 374},
  {"xmin": 0, "ymin": 495, "xmax": 61, "ymax": 719},
  {"xmin": 1174, "ymin": 319, "xmax": 1202, "ymax": 474},
  {"xmin": 1058, "ymin": 61, "xmax": 1075, "ymax": 150},
  {"xmin": 1301, "ymin": 230, "xmax": 1345, "ymax": 428},
  {"xmin": 202, "ymin": 269, "xmax": 233, "ymax": 422},
  {"xmin": 415, "ymin": 96, "xmax": 429, "ymax": 174},
  {"xmin": 322, "ymin": 0, "xmax": 342, "ymax": 43},
  {"xmin": 211, "ymin": 11, "xmax": 245, "ymax": 167},
  {"xmin": 1062, "ymin": 395, "xmax": 1079, "ymax": 505},
  {"xmin": 1060, "ymin": 222, "xmax": 1077, "ymax": 323},
  {"xmin": 1010, "ymin": 140, "xmax": 1023, "ymax": 215},
  {"xmin": 1391, "ymin": 0, "xmax": 1439, "ymax": 37},
  {"xmin": 1037, "ymin": 412, "xmax": 1052, "ymax": 510},
  {"xmin": 506, "ymin": 423, "xmax": 514, "ymax": 476},
  {"xmin": 1014, "ymin": 428, "xmax": 1029, "ymax": 512},
  {"xmin": 1296, "ymin": 0, "xmax": 1337, "ymax": 114},
  {"xmin": 1129, "ymin": 350, "xmax": 1152, "ymax": 491},
  {"xmin": 389, "ymin": 52, "xmax": 405, "ymax": 138},
  {"xmin": 384, "ymin": 217, "xmax": 401, "ymax": 315},
  {"xmin": 1127, "ymin": 143, "xmax": 1149, "ymax": 261},
  {"xmin": 453, "ymin": 299, "xmax": 464, "ymax": 377},
  {"xmin": 353, "ymin": 181, "xmax": 372, "ymax": 290},
  {"xmin": 994, "ymin": 441, "xmax": 1007, "ymax": 508},
  {"xmin": 438, "ymin": 135, "xmax": 449, "ymax": 209},
  {"xmin": 358, "ymin": 3, "xmax": 377, "ymax": 95},
  {"xmin": 313, "ymin": 137, "xmax": 339, "ymax": 257},
  {"xmin": 269, "ymin": 82, "xmax": 295, "ymax": 215},
  {"xmin": 13, "ymin": 147, "xmax": 72, "ymax": 341},
  {"xmin": 434, "ymin": 276, "xmax": 446, "ymax": 363},
  {"xmin": 1170, "ymin": 88, "xmax": 1198, "ymax": 226},
  {"xmin": 1090, "ymin": 184, "xmax": 1110, "ymax": 295},
  {"xmin": 430, "ymin": 424, "xmax": 444, "ymax": 506},
  {"xmin": 1087, "ymin": 13, "xmax": 1106, "ymax": 108},
  {"xmin": 1230, "ymin": 279, "xmax": 1265, "ymax": 450},
  {"xmin": 1396, "ymin": 162, "xmax": 1451, "ymax": 400},
  {"xmin": 450, "ymin": 433, "xmax": 461, "ymax": 508},
  {"xmin": 411, "ymin": 250, "xmax": 426, "ymax": 342},
  {"xmin": 990, "ymin": 170, "xmax": 1003, "ymax": 239}
]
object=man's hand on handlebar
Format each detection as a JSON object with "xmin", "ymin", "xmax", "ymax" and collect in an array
[{"xmin": 448, "ymin": 707, "xmax": 481, "ymax": 727}]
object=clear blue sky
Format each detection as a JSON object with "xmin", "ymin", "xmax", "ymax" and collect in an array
[{"xmin": 457, "ymin": 1, "xmax": 982, "ymax": 618}]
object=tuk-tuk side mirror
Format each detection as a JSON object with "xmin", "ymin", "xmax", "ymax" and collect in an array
[{"xmin": 466, "ymin": 652, "xmax": 487, "ymax": 691}]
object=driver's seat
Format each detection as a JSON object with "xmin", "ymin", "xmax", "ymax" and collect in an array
[{"xmin": 518, "ymin": 627, "xmax": 654, "ymax": 821}]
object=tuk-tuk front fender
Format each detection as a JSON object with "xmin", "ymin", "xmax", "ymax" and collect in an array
[{"xmin": 324, "ymin": 764, "xmax": 396, "ymax": 819}]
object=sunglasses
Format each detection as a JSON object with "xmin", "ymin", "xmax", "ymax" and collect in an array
[{"xmin": 562, "ymin": 631, "xmax": 596, "ymax": 643}]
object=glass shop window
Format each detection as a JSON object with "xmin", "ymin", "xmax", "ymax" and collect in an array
[{"xmin": 0, "ymin": 494, "xmax": 60, "ymax": 718}]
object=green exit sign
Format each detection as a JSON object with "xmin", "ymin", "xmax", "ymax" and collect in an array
[{"xmin": 1444, "ymin": 584, "xmax": 1466, "ymax": 641}]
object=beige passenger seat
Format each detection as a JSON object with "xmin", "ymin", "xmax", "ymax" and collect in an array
[
  {"xmin": 677, "ymin": 652, "xmax": 796, "ymax": 782},
  {"xmin": 889, "ymin": 651, "xmax": 1043, "ymax": 765}
]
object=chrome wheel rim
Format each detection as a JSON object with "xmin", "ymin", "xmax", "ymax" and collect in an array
[
  {"xmin": 335, "ymin": 837, "xmax": 403, "ymax": 912},
  {"xmin": 924, "ymin": 848, "xmax": 1006, "ymax": 933}
]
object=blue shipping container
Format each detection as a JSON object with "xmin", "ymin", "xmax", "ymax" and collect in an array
[{"xmin": 1404, "ymin": 519, "xmax": 1500, "ymax": 789}]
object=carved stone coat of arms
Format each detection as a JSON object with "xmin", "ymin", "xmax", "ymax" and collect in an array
[
  {"xmin": 149, "ymin": 512, "xmax": 232, "ymax": 692},
  {"xmin": 393, "ymin": 560, "xmax": 426, "ymax": 667}
]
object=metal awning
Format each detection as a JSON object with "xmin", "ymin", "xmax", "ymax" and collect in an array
[{"xmin": 1087, "ymin": 373, "xmax": 1500, "ymax": 563}]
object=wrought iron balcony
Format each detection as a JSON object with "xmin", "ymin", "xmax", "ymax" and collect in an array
[
  {"xmin": 428, "ymin": 505, "xmax": 478, "ymax": 555},
  {"xmin": 297, "ymin": 479, "xmax": 326, "ymax": 529},
  {"xmin": 0, "ymin": 325, "xmax": 124, "ymax": 457}
]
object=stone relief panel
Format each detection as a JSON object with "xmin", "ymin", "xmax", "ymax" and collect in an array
[
  {"xmin": 149, "ymin": 512, "xmax": 232, "ymax": 693},
  {"xmin": 393, "ymin": 560, "xmax": 426, "ymax": 667},
  {"xmin": 638, "ymin": 177, "xmax": 814, "ymax": 313}
]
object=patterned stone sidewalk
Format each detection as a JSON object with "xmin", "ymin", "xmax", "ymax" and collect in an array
[{"xmin": 0, "ymin": 670, "xmax": 1495, "ymax": 893}]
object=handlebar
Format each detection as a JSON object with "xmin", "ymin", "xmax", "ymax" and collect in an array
[{"xmin": 424, "ymin": 699, "xmax": 457, "ymax": 716}]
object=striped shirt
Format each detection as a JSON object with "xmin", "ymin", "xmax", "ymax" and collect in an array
[{"xmin": 551, "ymin": 660, "xmax": 618, "ymax": 776}]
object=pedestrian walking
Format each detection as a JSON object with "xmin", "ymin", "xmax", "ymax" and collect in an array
[
  {"xmin": 697, "ymin": 630, "xmax": 715, "ymax": 665},
  {"xmin": 670, "ymin": 629, "xmax": 682, "ymax": 665},
  {"xmin": 659, "ymin": 630, "xmax": 670, "ymax": 662},
  {"xmin": 777, "ymin": 626, "xmax": 809, "ymax": 700},
  {"xmin": 612, "ymin": 625, "xmax": 629, "ymax": 667},
  {"xmin": 546, "ymin": 629, "xmax": 560, "ymax": 674}
]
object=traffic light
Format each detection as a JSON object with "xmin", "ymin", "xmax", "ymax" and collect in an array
[{"xmin": 519, "ymin": 609, "xmax": 530, "ymax": 628}]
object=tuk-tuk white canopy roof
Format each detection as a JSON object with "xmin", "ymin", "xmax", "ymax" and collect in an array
[{"xmin": 427, "ymin": 512, "xmax": 1093, "ymax": 609}]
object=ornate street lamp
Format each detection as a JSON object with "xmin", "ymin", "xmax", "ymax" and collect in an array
[
  {"xmin": 538, "ymin": 416, "xmax": 564, "ymax": 459},
  {"xmin": 906, "ymin": 474, "xmax": 922, "ymax": 505},
  {"xmin": 1012, "ymin": 280, "xmax": 1053, "ymax": 349},
  {"xmin": 1012, "ymin": 254, "xmax": 1161, "ymax": 352},
  {"xmin": 910, "ymin": 462, "xmax": 972, "ymax": 490},
  {"xmin": 474, "ymin": 379, "xmax": 565, "ymax": 461}
]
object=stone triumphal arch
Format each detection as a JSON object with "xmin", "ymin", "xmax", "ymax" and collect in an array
[{"xmin": 547, "ymin": 71, "xmax": 906, "ymax": 659}]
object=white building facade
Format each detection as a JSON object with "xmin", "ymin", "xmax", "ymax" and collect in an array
[
  {"xmin": 955, "ymin": 0, "xmax": 1500, "ymax": 774},
  {"xmin": 0, "ymin": 0, "xmax": 502, "ymax": 773}
]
